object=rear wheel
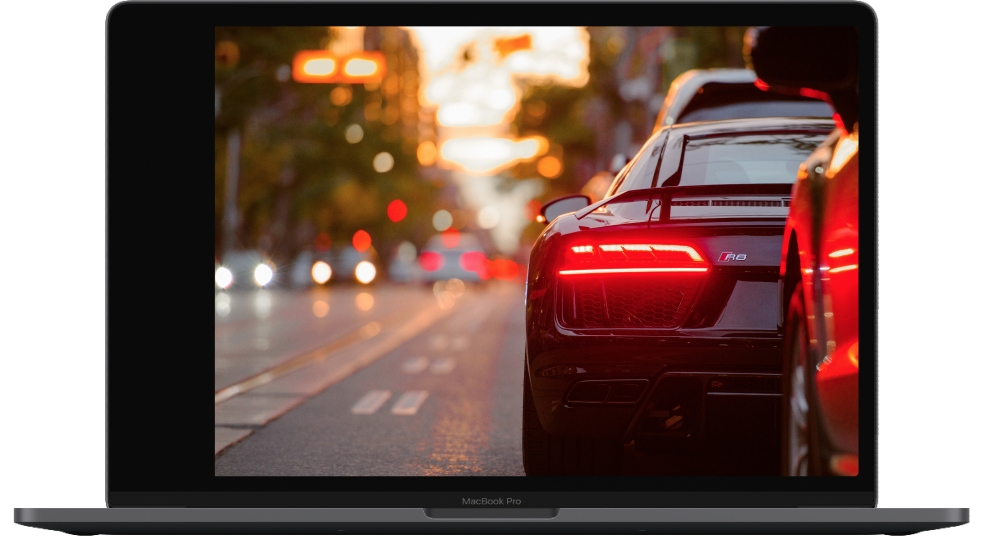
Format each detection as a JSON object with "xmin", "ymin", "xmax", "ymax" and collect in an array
[
  {"xmin": 780, "ymin": 282, "xmax": 824, "ymax": 476},
  {"xmin": 522, "ymin": 363, "xmax": 623, "ymax": 476}
]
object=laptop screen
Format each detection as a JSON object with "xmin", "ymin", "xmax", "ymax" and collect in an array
[{"xmin": 109, "ymin": 4, "xmax": 875, "ymax": 509}]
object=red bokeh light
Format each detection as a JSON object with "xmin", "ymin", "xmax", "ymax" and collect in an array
[
  {"xmin": 315, "ymin": 232, "xmax": 332, "ymax": 252},
  {"xmin": 459, "ymin": 251, "xmax": 488, "ymax": 272},
  {"xmin": 489, "ymin": 259, "xmax": 519, "ymax": 281},
  {"xmin": 441, "ymin": 227, "xmax": 460, "ymax": 248},
  {"xmin": 524, "ymin": 200, "xmax": 542, "ymax": 221},
  {"xmin": 418, "ymin": 251, "xmax": 444, "ymax": 271},
  {"xmin": 352, "ymin": 230, "xmax": 371, "ymax": 252},
  {"xmin": 387, "ymin": 199, "xmax": 407, "ymax": 222}
]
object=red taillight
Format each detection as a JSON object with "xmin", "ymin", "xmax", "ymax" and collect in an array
[
  {"xmin": 459, "ymin": 251, "xmax": 487, "ymax": 272},
  {"xmin": 418, "ymin": 251, "xmax": 444, "ymax": 271},
  {"xmin": 559, "ymin": 244, "xmax": 708, "ymax": 275}
]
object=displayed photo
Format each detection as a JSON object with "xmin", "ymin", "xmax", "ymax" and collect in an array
[{"xmin": 214, "ymin": 25, "xmax": 859, "ymax": 477}]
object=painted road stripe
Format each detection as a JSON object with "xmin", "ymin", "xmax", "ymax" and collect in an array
[
  {"xmin": 391, "ymin": 391, "xmax": 429, "ymax": 415},
  {"xmin": 351, "ymin": 390, "xmax": 392, "ymax": 415},
  {"xmin": 429, "ymin": 357, "xmax": 456, "ymax": 375},
  {"xmin": 401, "ymin": 357, "xmax": 429, "ymax": 374}
]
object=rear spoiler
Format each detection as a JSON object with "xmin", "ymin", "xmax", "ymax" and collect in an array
[{"xmin": 574, "ymin": 183, "xmax": 793, "ymax": 222}]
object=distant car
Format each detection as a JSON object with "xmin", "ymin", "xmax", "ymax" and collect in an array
[
  {"xmin": 215, "ymin": 250, "xmax": 276, "ymax": 290},
  {"xmin": 418, "ymin": 233, "xmax": 487, "ymax": 283},
  {"xmin": 525, "ymin": 117, "xmax": 833, "ymax": 476},
  {"xmin": 653, "ymin": 68, "xmax": 834, "ymax": 133},
  {"xmin": 749, "ymin": 26, "xmax": 860, "ymax": 477}
]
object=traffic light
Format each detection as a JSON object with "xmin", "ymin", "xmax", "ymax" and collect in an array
[{"xmin": 292, "ymin": 51, "xmax": 386, "ymax": 84}]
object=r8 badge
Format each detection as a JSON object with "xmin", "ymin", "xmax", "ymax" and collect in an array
[{"xmin": 719, "ymin": 252, "xmax": 746, "ymax": 261}]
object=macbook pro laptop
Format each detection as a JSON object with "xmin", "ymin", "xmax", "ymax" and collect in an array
[{"xmin": 15, "ymin": 2, "xmax": 970, "ymax": 534}]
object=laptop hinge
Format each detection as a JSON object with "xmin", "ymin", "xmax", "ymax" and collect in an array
[{"xmin": 424, "ymin": 508, "xmax": 559, "ymax": 519}]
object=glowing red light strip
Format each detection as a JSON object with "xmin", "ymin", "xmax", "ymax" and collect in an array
[
  {"xmin": 829, "ymin": 248, "xmax": 855, "ymax": 258},
  {"xmin": 829, "ymin": 264, "xmax": 858, "ymax": 273},
  {"xmin": 596, "ymin": 244, "xmax": 704, "ymax": 261},
  {"xmin": 558, "ymin": 268, "xmax": 708, "ymax": 275}
]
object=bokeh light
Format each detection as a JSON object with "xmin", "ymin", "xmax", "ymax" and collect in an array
[
  {"xmin": 355, "ymin": 261, "xmax": 377, "ymax": 284},
  {"xmin": 345, "ymin": 124, "xmax": 364, "ymax": 143},
  {"xmin": 215, "ymin": 267, "xmax": 233, "ymax": 289},
  {"xmin": 352, "ymin": 230, "xmax": 372, "ymax": 252},
  {"xmin": 446, "ymin": 278, "xmax": 465, "ymax": 298},
  {"xmin": 387, "ymin": 199, "xmax": 407, "ymax": 222},
  {"xmin": 312, "ymin": 300, "xmax": 329, "ymax": 318},
  {"xmin": 419, "ymin": 251, "xmax": 444, "ymax": 271},
  {"xmin": 397, "ymin": 241, "xmax": 417, "ymax": 263},
  {"xmin": 254, "ymin": 291, "xmax": 272, "ymax": 318},
  {"xmin": 215, "ymin": 292, "xmax": 231, "ymax": 317},
  {"xmin": 373, "ymin": 152, "xmax": 394, "ymax": 173},
  {"xmin": 537, "ymin": 155, "xmax": 563, "ymax": 178},
  {"xmin": 489, "ymin": 258, "xmax": 520, "ymax": 281},
  {"xmin": 355, "ymin": 292, "xmax": 375, "ymax": 311},
  {"xmin": 330, "ymin": 85, "xmax": 352, "ymax": 106},
  {"xmin": 524, "ymin": 200, "xmax": 543, "ymax": 221},
  {"xmin": 441, "ymin": 227, "xmax": 461, "ymax": 248},
  {"xmin": 477, "ymin": 206, "xmax": 500, "ymax": 229},
  {"xmin": 303, "ymin": 58, "xmax": 335, "ymax": 76},
  {"xmin": 253, "ymin": 264, "xmax": 274, "ymax": 286},
  {"xmin": 417, "ymin": 140, "xmax": 437, "ymax": 166},
  {"xmin": 432, "ymin": 210, "xmax": 452, "ymax": 231},
  {"xmin": 311, "ymin": 261, "xmax": 332, "ymax": 284},
  {"xmin": 436, "ymin": 290, "xmax": 455, "ymax": 310}
]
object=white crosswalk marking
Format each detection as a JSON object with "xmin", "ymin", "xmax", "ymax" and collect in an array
[
  {"xmin": 390, "ymin": 390, "xmax": 429, "ymax": 415},
  {"xmin": 350, "ymin": 390, "xmax": 392, "ymax": 415},
  {"xmin": 429, "ymin": 357, "xmax": 456, "ymax": 375},
  {"xmin": 401, "ymin": 357, "xmax": 429, "ymax": 374}
]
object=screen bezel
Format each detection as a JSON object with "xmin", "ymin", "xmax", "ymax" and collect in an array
[{"xmin": 107, "ymin": 1, "xmax": 876, "ymax": 508}]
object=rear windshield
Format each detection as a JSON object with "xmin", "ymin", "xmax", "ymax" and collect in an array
[{"xmin": 657, "ymin": 133, "xmax": 829, "ymax": 188}]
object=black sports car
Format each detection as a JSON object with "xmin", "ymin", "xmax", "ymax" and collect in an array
[{"xmin": 523, "ymin": 117, "xmax": 835, "ymax": 476}]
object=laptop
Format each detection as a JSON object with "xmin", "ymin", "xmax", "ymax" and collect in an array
[{"xmin": 14, "ymin": 2, "xmax": 970, "ymax": 534}]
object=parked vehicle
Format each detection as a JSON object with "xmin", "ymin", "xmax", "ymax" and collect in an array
[{"xmin": 653, "ymin": 68, "xmax": 834, "ymax": 133}]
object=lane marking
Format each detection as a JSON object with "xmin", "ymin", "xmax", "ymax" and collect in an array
[
  {"xmin": 401, "ymin": 357, "xmax": 430, "ymax": 374},
  {"xmin": 351, "ymin": 390, "xmax": 392, "ymax": 415},
  {"xmin": 429, "ymin": 358, "xmax": 456, "ymax": 375},
  {"xmin": 391, "ymin": 390, "xmax": 429, "ymax": 415}
]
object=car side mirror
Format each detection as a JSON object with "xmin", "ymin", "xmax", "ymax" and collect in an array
[{"xmin": 539, "ymin": 195, "xmax": 590, "ymax": 224}]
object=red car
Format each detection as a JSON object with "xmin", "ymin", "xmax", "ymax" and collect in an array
[{"xmin": 748, "ymin": 26, "xmax": 860, "ymax": 476}]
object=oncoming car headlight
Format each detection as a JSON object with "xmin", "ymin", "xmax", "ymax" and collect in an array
[
  {"xmin": 254, "ymin": 264, "xmax": 274, "ymax": 287},
  {"xmin": 311, "ymin": 261, "xmax": 332, "ymax": 284},
  {"xmin": 215, "ymin": 267, "xmax": 233, "ymax": 289},
  {"xmin": 354, "ymin": 261, "xmax": 376, "ymax": 284}
]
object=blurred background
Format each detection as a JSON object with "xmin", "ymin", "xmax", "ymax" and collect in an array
[{"xmin": 214, "ymin": 26, "xmax": 750, "ymax": 289}]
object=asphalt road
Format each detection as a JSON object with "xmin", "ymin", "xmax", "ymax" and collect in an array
[{"xmin": 214, "ymin": 282, "xmax": 779, "ymax": 476}]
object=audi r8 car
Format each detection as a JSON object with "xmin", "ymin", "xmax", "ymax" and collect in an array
[
  {"xmin": 748, "ymin": 26, "xmax": 860, "ymax": 477},
  {"xmin": 523, "ymin": 116, "xmax": 834, "ymax": 476}
]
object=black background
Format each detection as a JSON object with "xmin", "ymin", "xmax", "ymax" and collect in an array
[{"xmin": 8, "ymin": 0, "xmax": 980, "ymax": 530}]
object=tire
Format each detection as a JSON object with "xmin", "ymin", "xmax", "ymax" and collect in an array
[
  {"xmin": 522, "ymin": 363, "xmax": 623, "ymax": 476},
  {"xmin": 780, "ymin": 282, "xmax": 825, "ymax": 476}
]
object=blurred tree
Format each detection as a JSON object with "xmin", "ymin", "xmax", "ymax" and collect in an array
[{"xmin": 215, "ymin": 27, "xmax": 437, "ymax": 268}]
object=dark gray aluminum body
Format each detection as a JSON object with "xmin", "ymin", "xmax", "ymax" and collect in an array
[{"xmin": 15, "ymin": 507, "xmax": 968, "ymax": 535}]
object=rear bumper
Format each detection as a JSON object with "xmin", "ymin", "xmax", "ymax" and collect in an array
[{"xmin": 527, "ymin": 338, "xmax": 781, "ymax": 441}]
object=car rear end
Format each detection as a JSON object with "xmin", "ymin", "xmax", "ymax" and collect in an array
[{"xmin": 526, "ymin": 119, "xmax": 833, "ymax": 453}]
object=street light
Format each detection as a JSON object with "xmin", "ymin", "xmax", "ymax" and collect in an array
[{"xmin": 292, "ymin": 51, "xmax": 386, "ymax": 84}]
